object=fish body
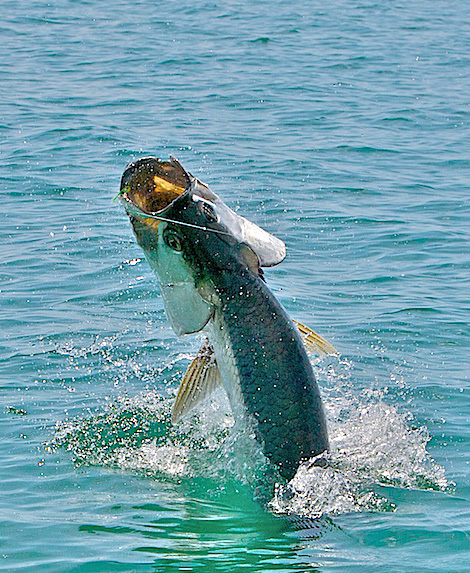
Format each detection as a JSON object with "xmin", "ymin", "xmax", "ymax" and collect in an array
[
  {"xmin": 207, "ymin": 266, "xmax": 329, "ymax": 479},
  {"xmin": 120, "ymin": 157, "xmax": 329, "ymax": 480}
]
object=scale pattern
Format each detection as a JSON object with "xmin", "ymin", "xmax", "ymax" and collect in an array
[{"xmin": 213, "ymin": 269, "xmax": 329, "ymax": 480}]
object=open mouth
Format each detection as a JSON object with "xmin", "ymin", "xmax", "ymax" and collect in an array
[{"xmin": 119, "ymin": 157, "xmax": 189, "ymax": 215}]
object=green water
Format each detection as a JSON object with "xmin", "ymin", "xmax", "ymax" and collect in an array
[{"xmin": 1, "ymin": 0, "xmax": 469, "ymax": 571}]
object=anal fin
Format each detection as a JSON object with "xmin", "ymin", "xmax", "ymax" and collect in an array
[
  {"xmin": 172, "ymin": 341, "xmax": 222, "ymax": 424},
  {"xmin": 293, "ymin": 319, "xmax": 338, "ymax": 355}
]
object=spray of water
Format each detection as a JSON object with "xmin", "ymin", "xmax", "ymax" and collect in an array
[{"xmin": 51, "ymin": 342, "xmax": 448, "ymax": 518}]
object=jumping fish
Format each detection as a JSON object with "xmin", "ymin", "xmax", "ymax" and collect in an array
[{"xmin": 119, "ymin": 157, "xmax": 335, "ymax": 480}]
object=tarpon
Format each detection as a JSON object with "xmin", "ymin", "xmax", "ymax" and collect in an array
[{"xmin": 119, "ymin": 157, "xmax": 334, "ymax": 480}]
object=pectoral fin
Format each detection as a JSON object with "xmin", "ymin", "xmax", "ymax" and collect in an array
[
  {"xmin": 293, "ymin": 319, "xmax": 338, "ymax": 355},
  {"xmin": 172, "ymin": 342, "xmax": 222, "ymax": 423}
]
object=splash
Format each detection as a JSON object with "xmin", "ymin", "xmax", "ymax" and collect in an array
[
  {"xmin": 269, "ymin": 398, "xmax": 447, "ymax": 518},
  {"xmin": 51, "ymin": 351, "xmax": 448, "ymax": 518},
  {"xmin": 53, "ymin": 391, "xmax": 228, "ymax": 476},
  {"xmin": 270, "ymin": 356, "xmax": 448, "ymax": 518}
]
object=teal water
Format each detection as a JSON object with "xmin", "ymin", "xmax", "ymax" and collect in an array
[{"xmin": 1, "ymin": 0, "xmax": 469, "ymax": 571}]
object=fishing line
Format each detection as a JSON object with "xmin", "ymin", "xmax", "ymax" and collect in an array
[
  {"xmin": 124, "ymin": 200, "xmax": 232, "ymax": 236},
  {"xmin": 144, "ymin": 215, "xmax": 232, "ymax": 236}
]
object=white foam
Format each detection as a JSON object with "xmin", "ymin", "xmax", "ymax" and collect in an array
[{"xmin": 53, "ymin": 352, "xmax": 448, "ymax": 518}]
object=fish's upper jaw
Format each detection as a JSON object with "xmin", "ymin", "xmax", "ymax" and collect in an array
[{"xmin": 119, "ymin": 156, "xmax": 190, "ymax": 216}]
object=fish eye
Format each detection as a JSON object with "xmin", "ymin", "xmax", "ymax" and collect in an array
[
  {"xmin": 163, "ymin": 229, "xmax": 183, "ymax": 252},
  {"xmin": 200, "ymin": 201, "xmax": 218, "ymax": 223}
]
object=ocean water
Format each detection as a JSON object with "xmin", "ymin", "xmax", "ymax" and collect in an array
[{"xmin": 1, "ymin": 0, "xmax": 469, "ymax": 571}]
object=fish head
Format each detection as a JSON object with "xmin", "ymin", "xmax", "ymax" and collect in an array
[{"xmin": 119, "ymin": 156, "xmax": 286, "ymax": 335}]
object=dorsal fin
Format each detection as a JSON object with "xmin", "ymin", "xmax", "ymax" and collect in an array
[
  {"xmin": 171, "ymin": 342, "xmax": 222, "ymax": 423},
  {"xmin": 172, "ymin": 322, "xmax": 337, "ymax": 424},
  {"xmin": 292, "ymin": 319, "xmax": 338, "ymax": 355}
]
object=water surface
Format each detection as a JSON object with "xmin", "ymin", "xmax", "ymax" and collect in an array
[{"xmin": 1, "ymin": 0, "xmax": 469, "ymax": 571}]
